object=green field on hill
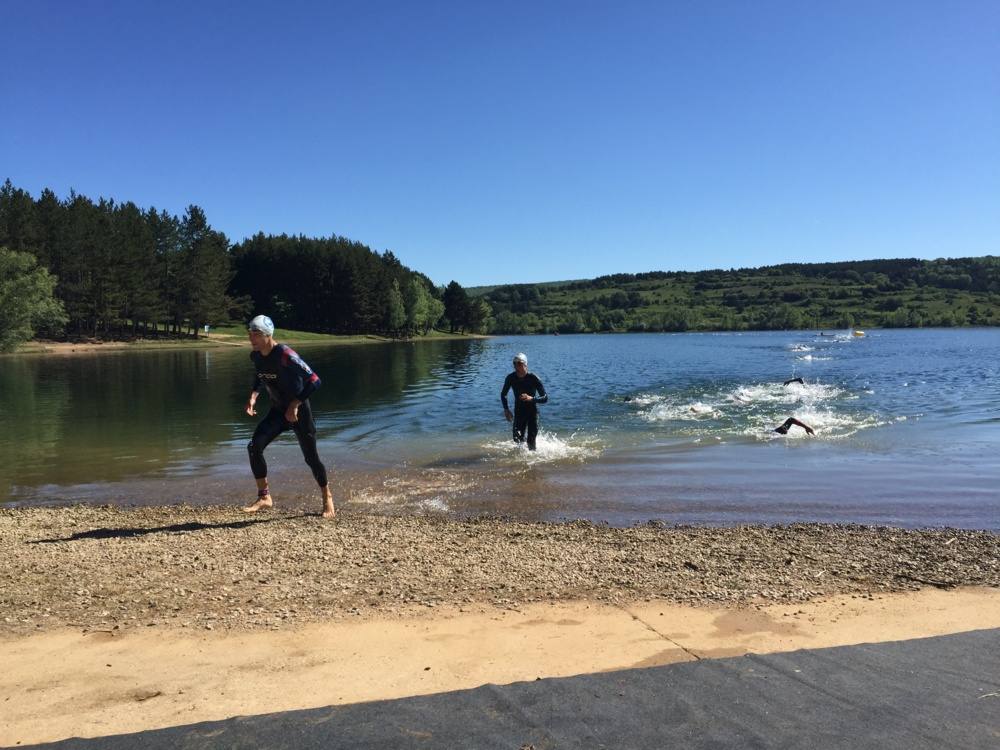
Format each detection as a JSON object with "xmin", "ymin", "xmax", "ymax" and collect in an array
[{"xmin": 471, "ymin": 256, "xmax": 1000, "ymax": 334}]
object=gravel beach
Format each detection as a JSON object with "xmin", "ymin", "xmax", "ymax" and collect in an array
[{"xmin": 2, "ymin": 505, "xmax": 998, "ymax": 635}]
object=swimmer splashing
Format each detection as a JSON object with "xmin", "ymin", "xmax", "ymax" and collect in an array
[{"xmin": 501, "ymin": 352, "xmax": 548, "ymax": 451}]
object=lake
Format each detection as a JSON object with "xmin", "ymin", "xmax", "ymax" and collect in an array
[{"xmin": 4, "ymin": 329, "xmax": 998, "ymax": 528}]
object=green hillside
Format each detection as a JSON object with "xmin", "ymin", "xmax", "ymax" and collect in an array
[{"xmin": 479, "ymin": 256, "xmax": 1000, "ymax": 334}]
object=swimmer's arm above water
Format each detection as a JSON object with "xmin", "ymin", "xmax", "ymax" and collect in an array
[{"xmin": 774, "ymin": 417, "xmax": 814, "ymax": 435}]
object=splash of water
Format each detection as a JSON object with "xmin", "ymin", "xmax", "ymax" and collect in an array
[
  {"xmin": 482, "ymin": 430, "xmax": 602, "ymax": 465},
  {"xmin": 627, "ymin": 379, "xmax": 888, "ymax": 441},
  {"xmin": 349, "ymin": 469, "xmax": 475, "ymax": 510}
]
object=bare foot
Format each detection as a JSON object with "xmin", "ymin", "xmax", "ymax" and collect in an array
[
  {"xmin": 321, "ymin": 499, "xmax": 336, "ymax": 519},
  {"xmin": 242, "ymin": 496, "xmax": 273, "ymax": 513}
]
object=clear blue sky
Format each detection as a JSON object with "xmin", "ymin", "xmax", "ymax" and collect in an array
[{"xmin": 3, "ymin": 1, "xmax": 998, "ymax": 286}]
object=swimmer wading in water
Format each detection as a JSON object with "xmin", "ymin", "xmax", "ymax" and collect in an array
[{"xmin": 501, "ymin": 352, "xmax": 548, "ymax": 451}]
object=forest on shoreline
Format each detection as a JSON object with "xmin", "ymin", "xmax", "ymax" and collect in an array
[
  {"xmin": 474, "ymin": 256, "xmax": 1000, "ymax": 334},
  {"xmin": 2, "ymin": 179, "xmax": 999, "ymax": 352}
]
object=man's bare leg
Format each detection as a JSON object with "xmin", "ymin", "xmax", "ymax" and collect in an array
[
  {"xmin": 321, "ymin": 485, "xmax": 335, "ymax": 519},
  {"xmin": 243, "ymin": 478, "xmax": 273, "ymax": 513}
]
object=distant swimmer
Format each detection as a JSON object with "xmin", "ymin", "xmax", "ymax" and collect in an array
[
  {"xmin": 774, "ymin": 417, "xmax": 815, "ymax": 436},
  {"xmin": 501, "ymin": 352, "xmax": 548, "ymax": 451},
  {"xmin": 783, "ymin": 377, "xmax": 804, "ymax": 386},
  {"xmin": 243, "ymin": 315, "xmax": 335, "ymax": 518}
]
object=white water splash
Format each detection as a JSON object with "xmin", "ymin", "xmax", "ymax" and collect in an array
[
  {"xmin": 350, "ymin": 470, "xmax": 473, "ymax": 508},
  {"xmin": 624, "ymin": 392, "xmax": 666, "ymax": 407},
  {"xmin": 627, "ymin": 379, "xmax": 889, "ymax": 441},
  {"xmin": 482, "ymin": 430, "xmax": 602, "ymax": 464},
  {"xmin": 727, "ymin": 381, "xmax": 846, "ymax": 406},
  {"xmin": 643, "ymin": 400, "xmax": 720, "ymax": 421}
]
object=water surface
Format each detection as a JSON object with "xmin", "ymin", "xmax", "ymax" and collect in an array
[{"xmin": 4, "ymin": 329, "xmax": 998, "ymax": 528}]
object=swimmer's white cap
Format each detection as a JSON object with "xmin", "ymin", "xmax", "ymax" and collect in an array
[
  {"xmin": 513, "ymin": 352, "xmax": 528, "ymax": 365},
  {"xmin": 248, "ymin": 314, "xmax": 274, "ymax": 336}
]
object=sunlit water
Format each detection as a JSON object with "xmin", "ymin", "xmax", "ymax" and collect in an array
[{"xmin": 4, "ymin": 329, "xmax": 998, "ymax": 528}]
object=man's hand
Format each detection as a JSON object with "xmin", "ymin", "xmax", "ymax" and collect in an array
[
  {"xmin": 804, "ymin": 425, "xmax": 815, "ymax": 436},
  {"xmin": 285, "ymin": 402, "xmax": 300, "ymax": 424},
  {"xmin": 504, "ymin": 408, "xmax": 513, "ymax": 423},
  {"xmin": 518, "ymin": 393, "xmax": 533, "ymax": 402},
  {"xmin": 245, "ymin": 395, "xmax": 258, "ymax": 416}
]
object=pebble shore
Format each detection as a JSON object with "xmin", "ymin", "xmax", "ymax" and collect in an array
[{"xmin": 2, "ymin": 505, "xmax": 997, "ymax": 635}]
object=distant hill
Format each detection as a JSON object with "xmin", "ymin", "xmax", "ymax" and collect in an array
[
  {"xmin": 477, "ymin": 256, "xmax": 1000, "ymax": 333},
  {"xmin": 465, "ymin": 279, "xmax": 585, "ymax": 297}
]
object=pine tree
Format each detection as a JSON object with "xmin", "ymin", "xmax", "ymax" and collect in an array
[{"xmin": 442, "ymin": 280, "xmax": 470, "ymax": 333}]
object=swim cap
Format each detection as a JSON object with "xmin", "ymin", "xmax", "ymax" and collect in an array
[
  {"xmin": 248, "ymin": 315, "xmax": 274, "ymax": 336},
  {"xmin": 513, "ymin": 352, "xmax": 528, "ymax": 365}
]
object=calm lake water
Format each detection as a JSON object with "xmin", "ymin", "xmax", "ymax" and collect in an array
[{"xmin": 4, "ymin": 329, "xmax": 999, "ymax": 528}]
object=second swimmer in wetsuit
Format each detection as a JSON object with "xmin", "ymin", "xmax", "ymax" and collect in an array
[{"xmin": 501, "ymin": 352, "xmax": 548, "ymax": 451}]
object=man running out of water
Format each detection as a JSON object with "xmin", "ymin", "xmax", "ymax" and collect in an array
[
  {"xmin": 501, "ymin": 352, "xmax": 548, "ymax": 451},
  {"xmin": 243, "ymin": 315, "xmax": 335, "ymax": 518}
]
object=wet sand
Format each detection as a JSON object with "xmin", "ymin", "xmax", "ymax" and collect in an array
[{"xmin": 2, "ymin": 506, "xmax": 998, "ymax": 745}]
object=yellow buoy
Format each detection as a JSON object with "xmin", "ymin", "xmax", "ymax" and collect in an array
[{"xmin": 852, "ymin": 330, "xmax": 865, "ymax": 337}]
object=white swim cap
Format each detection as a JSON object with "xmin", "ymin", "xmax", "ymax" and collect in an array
[
  {"xmin": 248, "ymin": 315, "xmax": 274, "ymax": 336},
  {"xmin": 513, "ymin": 352, "xmax": 528, "ymax": 365}
]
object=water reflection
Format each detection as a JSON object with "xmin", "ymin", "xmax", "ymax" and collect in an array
[
  {"xmin": 4, "ymin": 329, "xmax": 1000, "ymax": 529},
  {"xmin": 2, "ymin": 339, "xmax": 480, "ymax": 502}
]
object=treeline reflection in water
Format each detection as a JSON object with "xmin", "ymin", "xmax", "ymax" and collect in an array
[{"xmin": 4, "ymin": 330, "xmax": 999, "ymax": 529}]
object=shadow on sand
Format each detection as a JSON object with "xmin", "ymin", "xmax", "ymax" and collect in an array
[{"xmin": 28, "ymin": 515, "xmax": 311, "ymax": 544}]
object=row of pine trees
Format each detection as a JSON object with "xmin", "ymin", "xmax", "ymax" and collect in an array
[
  {"xmin": 0, "ymin": 180, "xmax": 487, "ymax": 339},
  {"xmin": 0, "ymin": 182, "xmax": 231, "ymax": 337}
]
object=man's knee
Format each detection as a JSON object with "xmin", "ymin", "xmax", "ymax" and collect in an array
[{"xmin": 247, "ymin": 439, "xmax": 269, "ymax": 467}]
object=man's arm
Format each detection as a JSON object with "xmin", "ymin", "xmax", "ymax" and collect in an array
[
  {"xmin": 284, "ymin": 347, "xmax": 321, "ymax": 402},
  {"xmin": 501, "ymin": 375, "xmax": 514, "ymax": 421},
  {"xmin": 774, "ymin": 417, "xmax": 814, "ymax": 435},
  {"xmin": 296, "ymin": 373, "xmax": 321, "ymax": 402},
  {"xmin": 532, "ymin": 375, "xmax": 548, "ymax": 404},
  {"xmin": 500, "ymin": 375, "xmax": 512, "ymax": 411},
  {"xmin": 247, "ymin": 354, "xmax": 262, "ymax": 415},
  {"xmin": 280, "ymin": 347, "xmax": 321, "ymax": 423},
  {"xmin": 788, "ymin": 417, "xmax": 814, "ymax": 435}
]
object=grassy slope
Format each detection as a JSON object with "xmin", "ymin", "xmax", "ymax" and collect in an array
[{"xmin": 482, "ymin": 260, "xmax": 1000, "ymax": 331}]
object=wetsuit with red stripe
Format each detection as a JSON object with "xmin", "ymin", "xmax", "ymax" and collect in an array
[{"xmin": 247, "ymin": 344, "xmax": 328, "ymax": 486}]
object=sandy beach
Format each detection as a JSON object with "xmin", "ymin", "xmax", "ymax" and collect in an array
[{"xmin": 2, "ymin": 506, "xmax": 998, "ymax": 745}]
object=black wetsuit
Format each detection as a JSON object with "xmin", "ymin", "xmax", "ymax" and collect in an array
[
  {"xmin": 247, "ymin": 344, "xmax": 328, "ymax": 487},
  {"xmin": 500, "ymin": 371, "xmax": 548, "ymax": 450}
]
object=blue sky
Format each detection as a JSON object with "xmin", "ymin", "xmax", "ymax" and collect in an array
[{"xmin": 3, "ymin": 1, "xmax": 998, "ymax": 286}]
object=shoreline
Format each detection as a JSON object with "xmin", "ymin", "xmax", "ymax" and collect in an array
[
  {"xmin": 3, "ymin": 505, "xmax": 997, "ymax": 636},
  {"xmin": 6, "ymin": 330, "xmax": 488, "ymax": 356}
]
